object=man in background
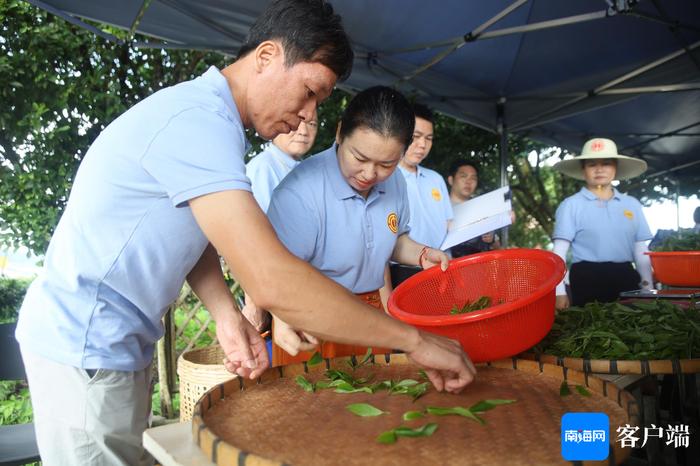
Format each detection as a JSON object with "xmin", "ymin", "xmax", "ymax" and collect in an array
[
  {"xmin": 447, "ymin": 159, "xmax": 500, "ymax": 257},
  {"xmin": 388, "ymin": 104, "xmax": 452, "ymax": 289},
  {"xmin": 247, "ymin": 109, "xmax": 318, "ymax": 211}
]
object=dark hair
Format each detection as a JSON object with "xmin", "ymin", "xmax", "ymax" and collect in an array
[
  {"xmin": 412, "ymin": 103, "xmax": 434, "ymax": 124},
  {"xmin": 338, "ymin": 86, "xmax": 415, "ymax": 149},
  {"xmin": 694, "ymin": 206, "xmax": 700, "ymax": 224},
  {"xmin": 448, "ymin": 159, "xmax": 480, "ymax": 178},
  {"xmin": 237, "ymin": 0, "xmax": 354, "ymax": 81}
]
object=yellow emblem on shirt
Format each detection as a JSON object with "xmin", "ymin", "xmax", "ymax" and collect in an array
[
  {"xmin": 431, "ymin": 188, "xmax": 442, "ymax": 201},
  {"xmin": 623, "ymin": 209, "xmax": 634, "ymax": 220},
  {"xmin": 387, "ymin": 213, "xmax": 398, "ymax": 234}
]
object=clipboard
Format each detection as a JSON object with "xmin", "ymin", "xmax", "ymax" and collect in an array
[{"xmin": 441, "ymin": 186, "xmax": 512, "ymax": 251}]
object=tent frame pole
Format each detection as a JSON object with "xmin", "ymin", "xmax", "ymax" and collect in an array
[
  {"xmin": 497, "ymin": 99, "xmax": 509, "ymax": 248},
  {"xmin": 512, "ymin": 40, "xmax": 700, "ymax": 131},
  {"xmin": 25, "ymin": 0, "xmax": 124, "ymax": 44}
]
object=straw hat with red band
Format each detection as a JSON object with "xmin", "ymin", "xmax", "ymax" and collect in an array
[{"xmin": 554, "ymin": 137, "xmax": 648, "ymax": 181}]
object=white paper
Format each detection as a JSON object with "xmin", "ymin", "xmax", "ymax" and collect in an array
[{"xmin": 440, "ymin": 186, "xmax": 512, "ymax": 250}]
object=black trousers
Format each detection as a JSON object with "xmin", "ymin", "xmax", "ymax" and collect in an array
[
  {"xmin": 570, "ymin": 261, "xmax": 641, "ymax": 306},
  {"xmin": 389, "ymin": 263, "xmax": 422, "ymax": 289}
]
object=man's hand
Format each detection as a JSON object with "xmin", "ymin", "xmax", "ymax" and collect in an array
[
  {"xmin": 555, "ymin": 295, "xmax": 569, "ymax": 310},
  {"xmin": 241, "ymin": 292, "xmax": 271, "ymax": 332},
  {"xmin": 273, "ymin": 316, "xmax": 320, "ymax": 356},
  {"xmin": 405, "ymin": 331, "xmax": 476, "ymax": 393},
  {"xmin": 422, "ymin": 247, "xmax": 450, "ymax": 271},
  {"xmin": 216, "ymin": 312, "xmax": 269, "ymax": 379}
]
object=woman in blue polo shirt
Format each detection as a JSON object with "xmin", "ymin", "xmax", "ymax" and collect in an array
[
  {"xmin": 260, "ymin": 86, "xmax": 449, "ymax": 365},
  {"xmin": 552, "ymin": 137, "xmax": 654, "ymax": 309}
]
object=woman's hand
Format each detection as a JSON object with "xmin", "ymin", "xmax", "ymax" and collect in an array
[
  {"xmin": 273, "ymin": 316, "xmax": 320, "ymax": 356},
  {"xmin": 421, "ymin": 247, "xmax": 449, "ymax": 271}
]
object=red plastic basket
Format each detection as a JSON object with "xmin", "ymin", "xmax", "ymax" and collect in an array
[
  {"xmin": 646, "ymin": 251, "xmax": 700, "ymax": 287},
  {"xmin": 387, "ymin": 248, "xmax": 565, "ymax": 363}
]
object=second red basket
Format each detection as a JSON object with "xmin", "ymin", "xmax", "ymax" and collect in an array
[{"xmin": 646, "ymin": 251, "xmax": 700, "ymax": 287}]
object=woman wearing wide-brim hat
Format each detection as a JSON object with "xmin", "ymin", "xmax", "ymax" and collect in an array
[{"xmin": 552, "ymin": 137, "xmax": 654, "ymax": 309}]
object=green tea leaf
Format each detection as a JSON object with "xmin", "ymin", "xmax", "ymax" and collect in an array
[
  {"xmin": 394, "ymin": 379, "xmax": 419, "ymax": 388},
  {"xmin": 377, "ymin": 431, "xmax": 397, "ymax": 444},
  {"xmin": 575, "ymin": 385, "xmax": 591, "ymax": 397},
  {"xmin": 469, "ymin": 399, "xmax": 516, "ymax": 413},
  {"xmin": 347, "ymin": 348, "xmax": 373, "ymax": 371},
  {"xmin": 417, "ymin": 369, "xmax": 429, "ymax": 381},
  {"xmin": 394, "ymin": 423, "xmax": 439, "ymax": 438},
  {"xmin": 334, "ymin": 381, "xmax": 373, "ymax": 394},
  {"xmin": 426, "ymin": 406, "xmax": 485, "ymax": 424},
  {"xmin": 560, "ymin": 381, "xmax": 571, "ymax": 397},
  {"xmin": 390, "ymin": 381, "xmax": 429, "ymax": 400},
  {"xmin": 403, "ymin": 410, "xmax": 425, "ymax": 421},
  {"xmin": 346, "ymin": 403, "xmax": 387, "ymax": 417},
  {"xmin": 295, "ymin": 375, "xmax": 314, "ymax": 393},
  {"xmin": 307, "ymin": 351, "xmax": 323, "ymax": 366},
  {"xmin": 325, "ymin": 369, "xmax": 352, "ymax": 382},
  {"xmin": 418, "ymin": 423, "xmax": 439, "ymax": 436},
  {"xmin": 369, "ymin": 380, "xmax": 392, "ymax": 392},
  {"xmin": 359, "ymin": 347, "xmax": 373, "ymax": 366}
]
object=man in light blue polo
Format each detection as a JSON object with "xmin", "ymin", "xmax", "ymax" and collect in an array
[
  {"xmin": 246, "ymin": 108, "xmax": 318, "ymax": 211},
  {"xmin": 398, "ymin": 104, "xmax": 453, "ymax": 249},
  {"xmin": 15, "ymin": 3, "xmax": 476, "ymax": 464},
  {"xmin": 389, "ymin": 104, "xmax": 452, "ymax": 288}
]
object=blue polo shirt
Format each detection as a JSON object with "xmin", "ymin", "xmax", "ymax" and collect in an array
[
  {"xmin": 246, "ymin": 143, "xmax": 300, "ymax": 211},
  {"xmin": 553, "ymin": 187, "xmax": 653, "ymax": 264},
  {"xmin": 267, "ymin": 146, "xmax": 410, "ymax": 293},
  {"xmin": 398, "ymin": 165, "xmax": 453, "ymax": 249},
  {"xmin": 16, "ymin": 66, "xmax": 251, "ymax": 371}
]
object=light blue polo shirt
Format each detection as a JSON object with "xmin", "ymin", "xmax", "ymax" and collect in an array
[
  {"xmin": 16, "ymin": 66, "xmax": 251, "ymax": 371},
  {"xmin": 267, "ymin": 146, "xmax": 410, "ymax": 293},
  {"xmin": 246, "ymin": 143, "xmax": 300, "ymax": 211},
  {"xmin": 553, "ymin": 187, "xmax": 653, "ymax": 263},
  {"xmin": 398, "ymin": 165, "xmax": 453, "ymax": 249}
]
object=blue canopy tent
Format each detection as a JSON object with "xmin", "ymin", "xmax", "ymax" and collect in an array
[{"xmin": 26, "ymin": 0, "xmax": 700, "ymax": 189}]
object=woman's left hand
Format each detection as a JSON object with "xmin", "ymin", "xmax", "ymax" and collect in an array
[{"xmin": 421, "ymin": 247, "xmax": 449, "ymax": 271}]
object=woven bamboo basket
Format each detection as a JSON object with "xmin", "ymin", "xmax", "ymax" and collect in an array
[
  {"xmin": 192, "ymin": 354, "xmax": 638, "ymax": 465},
  {"xmin": 177, "ymin": 345, "xmax": 235, "ymax": 422},
  {"xmin": 521, "ymin": 352, "xmax": 700, "ymax": 375}
]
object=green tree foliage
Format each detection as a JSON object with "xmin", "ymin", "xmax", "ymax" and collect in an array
[
  {"xmin": 1, "ymin": 1, "xmax": 689, "ymax": 256},
  {"xmin": 0, "ymin": 0, "xmax": 227, "ymax": 255},
  {"xmin": 0, "ymin": 276, "xmax": 31, "ymax": 322}
]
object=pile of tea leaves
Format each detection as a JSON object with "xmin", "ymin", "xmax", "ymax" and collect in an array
[
  {"xmin": 533, "ymin": 300, "xmax": 700, "ymax": 360},
  {"xmin": 653, "ymin": 230, "xmax": 700, "ymax": 252}
]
